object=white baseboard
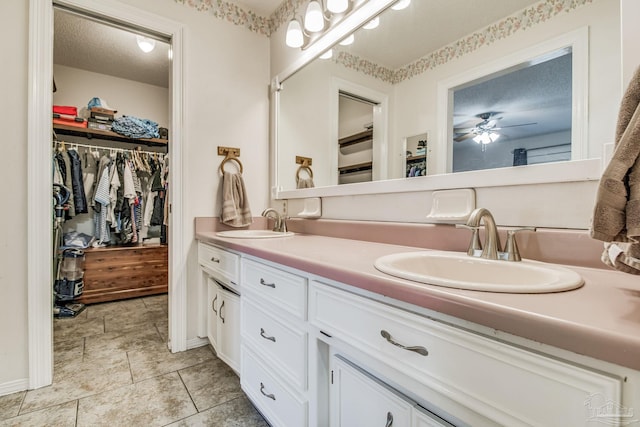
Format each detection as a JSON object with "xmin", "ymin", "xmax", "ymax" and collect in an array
[
  {"xmin": 186, "ymin": 337, "xmax": 210, "ymax": 350},
  {"xmin": 0, "ymin": 378, "xmax": 29, "ymax": 397}
]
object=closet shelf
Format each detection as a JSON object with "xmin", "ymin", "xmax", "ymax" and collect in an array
[
  {"xmin": 338, "ymin": 161, "xmax": 373, "ymax": 175},
  {"xmin": 407, "ymin": 155, "xmax": 426, "ymax": 162},
  {"xmin": 338, "ymin": 130, "xmax": 373, "ymax": 148},
  {"xmin": 53, "ymin": 123, "xmax": 168, "ymax": 146}
]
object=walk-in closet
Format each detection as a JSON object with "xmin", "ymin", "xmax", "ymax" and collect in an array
[{"xmin": 52, "ymin": 7, "xmax": 171, "ymax": 315}]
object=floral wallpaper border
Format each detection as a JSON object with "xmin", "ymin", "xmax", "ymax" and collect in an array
[
  {"xmin": 175, "ymin": 0, "xmax": 594, "ymax": 84},
  {"xmin": 333, "ymin": 0, "xmax": 594, "ymax": 84}
]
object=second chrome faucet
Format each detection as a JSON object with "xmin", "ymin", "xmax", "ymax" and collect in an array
[{"xmin": 261, "ymin": 208, "xmax": 288, "ymax": 233}]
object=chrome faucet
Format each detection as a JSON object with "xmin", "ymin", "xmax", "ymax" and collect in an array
[
  {"xmin": 465, "ymin": 208, "xmax": 501, "ymax": 260},
  {"xmin": 458, "ymin": 208, "xmax": 536, "ymax": 261},
  {"xmin": 261, "ymin": 208, "xmax": 287, "ymax": 233}
]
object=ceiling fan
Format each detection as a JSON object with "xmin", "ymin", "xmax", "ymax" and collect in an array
[{"xmin": 453, "ymin": 112, "xmax": 537, "ymax": 144}]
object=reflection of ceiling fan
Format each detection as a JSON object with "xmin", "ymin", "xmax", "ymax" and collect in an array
[{"xmin": 453, "ymin": 112, "xmax": 537, "ymax": 144}]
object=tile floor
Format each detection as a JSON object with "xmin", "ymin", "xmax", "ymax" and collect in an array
[{"xmin": 0, "ymin": 294, "xmax": 269, "ymax": 426}]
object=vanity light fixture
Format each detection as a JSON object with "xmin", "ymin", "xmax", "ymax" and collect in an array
[
  {"xmin": 304, "ymin": 1, "xmax": 325, "ymax": 32},
  {"xmin": 339, "ymin": 33, "xmax": 355, "ymax": 45},
  {"xmin": 136, "ymin": 35, "xmax": 156, "ymax": 53},
  {"xmin": 286, "ymin": 0, "xmax": 360, "ymax": 49},
  {"xmin": 286, "ymin": 19, "xmax": 305, "ymax": 48},
  {"xmin": 327, "ymin": 0, "xmax": 349, "ymax": 13},
  {"xmin": 319, "ymin": 48, "xmax": 333, "ymax": 59},
  {"xmin": 391, "ymin": 0, "xmax": 410, "ymax": 10},
  {"xmin": 363, "ymin": 16, "xmax": 380, "ymax": 29}
]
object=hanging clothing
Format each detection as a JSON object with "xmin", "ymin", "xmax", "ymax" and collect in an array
[
  {"xmin": 67, "ymin": 149, "xmax": 88, "ymax": 214},
  {"xmin": 82, "ymin": 148, "xmax": 99, "ymax": 207}
]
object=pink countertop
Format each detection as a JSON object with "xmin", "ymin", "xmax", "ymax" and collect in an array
[{"xmin": 195, "ymin": 219, "xmax": 640, "ymax": 371}]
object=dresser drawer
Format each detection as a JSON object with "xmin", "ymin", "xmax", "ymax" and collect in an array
[
  {"xmin": 242, "ymin": 258, "xmax": 307, "ymax": 320},
  {"xmin": 241, "ymin": 345, "xmax": 308, "ymax": 427},
  {"xmin": 242, "ymin": 298, "xmax": 308, "ymax": 391},
  {"xmin": 198, "ymin": 242, "xmax": 239, "ymax": 287},
  {"xmin": 310, "ymin": 282, "xmax": 622, "ymax": 426}
]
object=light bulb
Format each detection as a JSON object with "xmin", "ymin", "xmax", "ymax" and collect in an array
[
  {"xmin": 136, "ymin": 35, "xmax": 155, "ymax": 53},
  {"xmin": 319, "ymin": 49, "xmax": 333, "ymax": 59},
  {"xmin": 363, "ymin": 16, "xmax": 379, "ymax": 30},
  {"xmin": 391, "ymin": 0, "xmax": 411, "ymax": 10},
  {"xmin": 327, "ymin": 0, "xmax": 348, "ymax": 13},
  {"xmin": 304, "ymin": 1, "xmax": 325, "ymax": 32},
  {"xmin": 489, "ymin": 132, "xmax": 500, "ymax": 142},
  {"xmin": 286, "ymin": 19, "xmax": 304, "ymax": 48},
  {"xmin": 339, "ymin": 33, "xmax": 354, "ymax": 46}
]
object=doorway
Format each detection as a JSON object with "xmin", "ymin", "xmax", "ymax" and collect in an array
[{"xmin": 28, "ymin": 0, "xmax": 186, "ymax": 389}]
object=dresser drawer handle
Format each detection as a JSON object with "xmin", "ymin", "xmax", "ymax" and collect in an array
[
  {"xmin": 212, "ymin": 295, "xmax": 218, "ymax": 315},
  {"xmin": 210, "ymin": 257, "xmax": 220, "ymax": 263},
  {"xmin": 380, "ymin": 330, "xmax": 428, "ymax": 356},
  {"xmin": 260, "ymin": 328, "xmax": 276, "ymax": 342},
  {"xmin": 259, "ymin": 278, "xmax": 276, "ymax": 288},
  {"xmin": 385, "ymin": 411, "xmax": 393, "ymax": 427},
  {"xmin": 260, "ymin": 382, "xmax": 276, "ymax": 400}
]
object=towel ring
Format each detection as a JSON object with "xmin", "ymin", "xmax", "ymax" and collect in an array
[
  {"xmin": 296, "ymin": 165, "xmax": 313, "ymax": 183},
  {"xmin": 219, "ymin": 157, "xmax": 243, "ymax": 175}
]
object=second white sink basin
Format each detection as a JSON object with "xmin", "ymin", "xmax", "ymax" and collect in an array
[
  {"xmin": 374, "ymin": 250, "xmax": 583, "ymax": 293},
  {"xmin": 216, "ymin": 230, "xmax": 295, "ymax": 239}
]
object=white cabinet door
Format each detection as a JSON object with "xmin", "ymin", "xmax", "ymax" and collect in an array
[
  {"xmin": 331, "ymin": 355, "xmax": 412, "ymax": 427},
  {"xmin": 217, "ymin": 287, "xmax": 241, "ymax": 374},
  {"xmin": 206, "ymin": 278, "xmax": 219, "ymax": 351}
]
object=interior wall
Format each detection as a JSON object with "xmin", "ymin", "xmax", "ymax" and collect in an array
[
  {"xmin": 53, "ymin": 64, "xmax": 170, "ymax": 127},
  {"xmin": 1, "ymin": 0, "xmax": 269, "ymax": 393},
  {"xmin": 0, "ymin": 0, "xmax": 29, "ymax": 394}
]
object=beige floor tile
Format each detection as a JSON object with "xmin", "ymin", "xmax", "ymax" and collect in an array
[
  {"xmin": 53, "ymin": 336, "xmax": 84, "ymax": 367},
  {"xmin": 178, "ymin": 358, "xmax": 243, "ymax": 412},
  {"xmin": 0, "ymin": 391, "xmax": 25, "ymax": 421},
  {"xmin": 142, "ymin": 294, "xmax": 168, "ymax": 312},
  {"xmin": 0, "ymin": 400, "xmax": 77, "ymax": 427},
  {"xmin": 76, "ymin": 372, "xmax": 196, "ymax": 427},
  {"xmin": 167, "ymin": 396, "xmax": 268, "ymax": 427},
  {"xmin": 85, "ymin": 298, "xmax": 147, "ymax": 319},
  {"xmin": 103, "ymin": 306, "xmax": 167, "ymax": 333},
  {"xmin": 127, "ymin": 342, "xmax": 215, "ymax": 383},
  {"xmin": 155, "ymin": 319, "xmax": 169, "ymax": 342},
  {"xmin": 54, "ymin": 316, "xmax": 104, "ymax": 341},
  {"xmin": 21, "ymin": 352, "xmax": 132, "ymax": 413},
  {"xmin": 83, "ymin": 327, "xmax": 163, "ymax": 363}
]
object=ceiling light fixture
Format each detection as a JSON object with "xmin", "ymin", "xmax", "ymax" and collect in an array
[
  {"xmin": 391, "ymin": 0, "xmax": 411, "ymax": 10},
  {"xmin": 136, "ymin": 35, "xmax": 156, "ymax": 53},
  {"xmin": 473, "ymin": 131, "xmax": 500, "ymax": 145}
]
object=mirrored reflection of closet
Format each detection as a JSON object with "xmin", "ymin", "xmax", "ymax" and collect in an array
[
  {"xmin": 53, "ymin": 7, "xmax": 171, "ymax": 305},
  {"xmin": 337, "ymin": 92, "xmax": 376, "ymax": 185}
]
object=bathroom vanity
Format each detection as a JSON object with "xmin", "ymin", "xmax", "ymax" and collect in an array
[{"xmin": 196, "ymin": 223, "xmax": 640, "ymax": 427}]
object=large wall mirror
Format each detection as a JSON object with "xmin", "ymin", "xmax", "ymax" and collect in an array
[{"xmin": 274, "ymin": 0, "xmax": 620, "ymax": 198}]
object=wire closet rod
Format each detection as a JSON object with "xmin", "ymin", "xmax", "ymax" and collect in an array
[{"xmin": 53, "ymin": 140, "xmax": 165, "ymax": 157}]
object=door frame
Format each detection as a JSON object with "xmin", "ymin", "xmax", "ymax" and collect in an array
[{"xmin": 27, "ymin": 0, "xmax": 187, "ymax": 389}]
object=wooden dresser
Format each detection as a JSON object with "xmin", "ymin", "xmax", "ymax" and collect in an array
[{"xmin": 78, "ymin": 244, "xmax": 168, "ymax": 304}]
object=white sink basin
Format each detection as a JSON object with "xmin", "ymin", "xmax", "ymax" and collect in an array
[
  {"xmin": 215, "ymin": 230, "xmax": 295, "ymax": 239},
  {"xmin": 374, "ymin": 250, "xmax": 583, "ymax": 293}
]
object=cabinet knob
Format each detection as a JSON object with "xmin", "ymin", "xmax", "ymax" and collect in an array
[
  {"xmin": 380, "ymin": 330, "xmax": 428, "ymax": 356},
  {"xmin": 259, "ymin": 278, "xmax": 276, "ymax": 288},
  {"xmin": 260, "ymin": 382, "xmax": 276, "ymax": 401},
  {"xmin": 260, "ymin": 328, "xmax": 276, "ymax": 342},
  {"xmin": 211, "ymin": 257, "xmax": 220, "ymax": 263}
]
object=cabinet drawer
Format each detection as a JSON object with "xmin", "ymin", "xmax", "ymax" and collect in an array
[
  {"xmin": 242, "ymin": 258, "xmax": 307, "ymax": 320},
  {"xmin": 242, "ymin": 298, "xmax": 308, "ymax": 391},
  {"xmin": 311, "ymin": 282, "xmax": 622, "ymax": 427},
  {"xmin": 241, "ymin": 345, "xmax": 308, "ymax": 427},
  {"xmin": 198, "ymin": 242, "xmax": 239, "ymax": 287}
]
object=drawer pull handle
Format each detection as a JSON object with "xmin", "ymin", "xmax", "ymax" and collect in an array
[
  {"xmin": 260, "ymin": 328, "xmax": 276, "ymax": 342},
  {"xmin": 220, "ymin": 300, "xmax": 225, "ymax": 323},
  {"xmin": 260, "ymin": 382, "xmax": 276, "ymax": 400},
  {"xmin": 210, "ymin": 257, "xmax": 220, "ymax": 263},
  {"xmin": 385, "ymin": 412, "xmax": 393, "ymax": 427},
  {"xmin": 380, "ymin": 330, "xmax": 428, "ymax": 356},
  {"xmin": 259, "ymin": 278, "xmax": 276, "ymax": 288},
  {"xmin": 212, "ymin": 295, "xmax": 218, "ymax": 314}
]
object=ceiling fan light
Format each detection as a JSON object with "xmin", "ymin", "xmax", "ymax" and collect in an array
[
  {"xmin": 339, "ymin": 33, "xmax": 354, "ymax": 46},
  {"xmin": 304, "ymin": 1, "xmax": 325, "ymax": 32},
  {"xmin": 473, "ymin": 135, "xmax": 482, "ymax": 144},
  {"xmin": 327, "ymin": 0, "xmax": 349, "ymax": 13},
  {"xmin": 363, "ymin": 16, "xmax": 380, "ymax": 30},
  {"xmin": 136, "ymin": 35, "xmax": 155, "ymax": 53},
  {"xmin": 489, "ymin": 132, "xmax": 500, "ymax": 142},
  {"xmin": 286, "ymin": 19, "xmax": 304, "ymax": 48},
  {"xmin": 391, "ymin": 0, "xmax": 411, "ymax": 10}
]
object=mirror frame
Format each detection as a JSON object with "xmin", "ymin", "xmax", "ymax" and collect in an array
[{"xmin": 272, "ymin": 1, "xmax": 602, "ymax": 200}]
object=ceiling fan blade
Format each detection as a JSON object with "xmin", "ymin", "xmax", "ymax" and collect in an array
[
  {"xmin": 453, "ymin": 118, "xmax": 483, "ymax": 129},
  {"xmin": 454, "ymin": 133, "xmax": 476, "ymax": 142},
  {"xmin": 453, "ymin": 127, "xmax": 476, "ymax": 133},
  {"xmin": 500, "ymin": 122, "xmax": 537, "ymax": 128}
]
